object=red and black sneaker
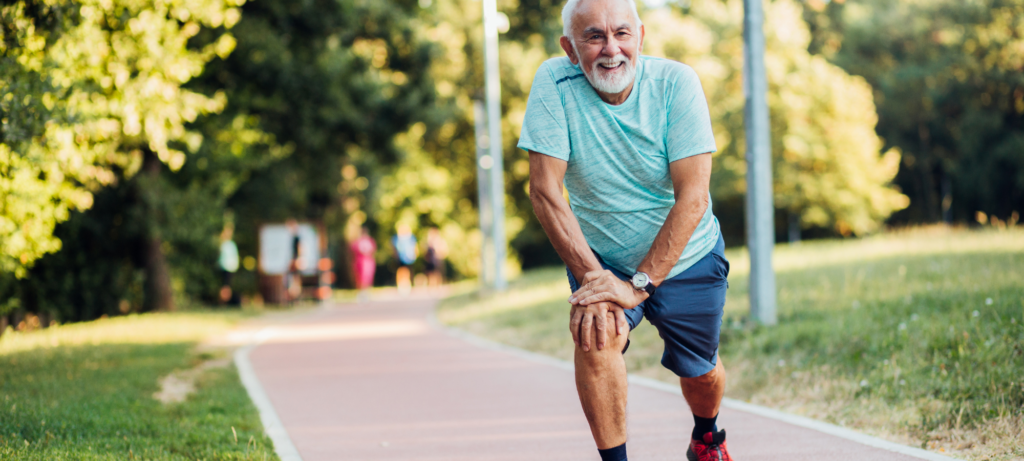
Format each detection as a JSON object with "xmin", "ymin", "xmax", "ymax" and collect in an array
[{"xmin": 686, "ymin": 429, "xmax": 733, "ymax": 461}]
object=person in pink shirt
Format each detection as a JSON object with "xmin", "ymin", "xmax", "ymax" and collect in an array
[{"xmin": 351, "ymin": 227, "xmax": 377, "ymax": 299}]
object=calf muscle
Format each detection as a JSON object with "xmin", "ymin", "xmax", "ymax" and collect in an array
[{"xmin": 574, "ymin": 311, "xmax": 630, "ymax": 449}]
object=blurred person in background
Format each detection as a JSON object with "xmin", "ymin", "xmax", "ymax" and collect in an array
[
  {"xmin": 391, "ymin": 224, "xmax": 418, "ymax": 294},
  {"xmin": 351, "ymin": 227, "xmax": 377, "ymax": 301},
  {"xmin": 218, "ymin": 224, "xmax": 240, "ymax": 305},
  {"xmin": 424, "ymin": 228, "xmax": 449, "ymax": 288},
  {"xmin": 286, "ymin": 219, "xmax": 304, "ymax": 300}
]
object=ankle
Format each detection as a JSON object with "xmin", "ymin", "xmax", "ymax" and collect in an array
[
  {"xmin": 598, "ymin": 442, "xmax": 627, "ymax": 461},
  {"xmin": 691, "ymin": 412, "xmax": 718, "ymax": 440}
]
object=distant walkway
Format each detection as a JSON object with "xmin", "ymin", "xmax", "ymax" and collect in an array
[{"xmin": 243, "ymin": 297, "xmax": 953, "ymax": 460}]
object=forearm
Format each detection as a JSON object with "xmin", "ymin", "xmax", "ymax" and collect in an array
[
  {"xmin": 635, "ymin": 191, "xmax": 708, "ymax": 285},
  {"xmin": 634, "ymin": 153, "xmax": 714, "ymax": 286},
  {"xmin": 531, "ymin": 189, "xmax": 602, "ymax": 282}
]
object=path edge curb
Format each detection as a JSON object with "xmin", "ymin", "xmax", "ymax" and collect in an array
[
  {"xmin": 430, "ymin": 313, "xmax": 960, "ymax": 461},
  {"xmin": 233, "ymin": 329, "xmax": 304, "ymax": 461}
]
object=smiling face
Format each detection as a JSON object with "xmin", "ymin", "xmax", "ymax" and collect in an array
[{"xmin": 560, "ymin": 0, "xmax": 644, "ymax": 105}]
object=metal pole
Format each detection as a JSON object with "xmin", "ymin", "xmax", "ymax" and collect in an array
[
  {"xmin": 482, "ymin": 0, "xmax": 507, "ymax": 290},
  {"xmin": 473, "ymin": 100, "xmax": 493, "ymax": 288},
  {"xmin": 743, "ymin": 0, "xmax": 777, "ymax": 325}
]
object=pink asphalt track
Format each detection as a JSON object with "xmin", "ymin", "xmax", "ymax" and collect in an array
[{"xmin": 247, "ymin": 298, "xmax": 941, "ymax": 460}]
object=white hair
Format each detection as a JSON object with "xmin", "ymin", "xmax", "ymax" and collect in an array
[{"xmin": 561, "ymin": 0, "xmax": 642, "ymax": 40}]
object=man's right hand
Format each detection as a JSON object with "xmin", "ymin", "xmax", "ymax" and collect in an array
[{"xmin": 570, "ymin": 301, "xmax": 629, "ymax": 352}]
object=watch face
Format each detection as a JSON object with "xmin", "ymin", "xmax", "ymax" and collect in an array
[{"xmin": 632, "ymin": 272, "xmax": 649, "ymax": 288}]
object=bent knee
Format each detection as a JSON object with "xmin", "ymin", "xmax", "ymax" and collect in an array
[
  {"xmin": 683, "ymin": 361, "xmax": 724, "ymax": 385},
  {"xmin": 574, "ymin": 333, "xmax": 629, "ymax": 361}
]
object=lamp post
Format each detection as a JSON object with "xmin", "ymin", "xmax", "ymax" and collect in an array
[
  {"xmin": 473, "ymin": 100, "xmax": 494, "ymax": 288},
  {"xmin": 743, "ymin": 0, "xmax": 777, "ymax": 324},
  {"xmin": 481, "ymin": 0, "xmax": 507, "ymax": 290}
]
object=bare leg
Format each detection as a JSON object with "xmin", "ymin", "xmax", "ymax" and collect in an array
[
  {"xmin": 396, "ymin": 267, "xmax": 411, "ymax": 293},
  {"xmin": 575, "ymin": 311, "xmax": 630, "ymax": 449},
  {"xmin": 288, "ymin": 274, "xmax": 302, "ymax": 299},
  {"xmin": 680, "ymin": 358, "xmax": 726, "ymax": 419}
]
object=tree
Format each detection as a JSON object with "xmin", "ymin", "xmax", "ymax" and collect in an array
[
  {"xmin": 802, "ymin": 0, "xmax": 1024, "ymax": 224},
  {"xmin": 1, "ymin": 2, "xmax": 96, "ymax": 279},
  {"xmin": 0, "ymin": 0, "xmax": 242, "ymax": 273},
  {"xmin": 643, "ymin": 0, "xmax": 907, "ymax": 237},
  {"xmin": 2, "ymin": 0, "xmax": 245, "ymax": 314},
  {"xmin": 6, "ymin": 0, "xmax": 444, "ymax": 320},
  {"xmin": 193, "ymin": 0, "xmax": 441, "ymax": 285}
]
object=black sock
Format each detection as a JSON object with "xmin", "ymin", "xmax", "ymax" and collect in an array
[
  {"xmin": 598, "ymin": 443, "xmax": 627, "ymax": 461},
  {"xmin": 692, "ymin": 413, "xmax": 719, "ymax": 440}
]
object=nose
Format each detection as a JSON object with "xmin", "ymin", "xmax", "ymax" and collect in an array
[{"xmin": 602, "ymin": 35, "xmax": 624, "ymax": 57}]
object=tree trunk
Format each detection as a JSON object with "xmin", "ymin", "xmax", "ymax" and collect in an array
[
  {"xmin": 143, "ymin": 235, "xmax": 174, "ymax": 311},
  {"xmin": 141, "ymin": 150, "xmax": 175, "ymax": 312},
  {"xmin": 335, "ymin": 234, "xmax": 356, "ymax": 289}
]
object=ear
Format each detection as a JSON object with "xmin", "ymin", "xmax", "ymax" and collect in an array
[
  {"xmin": 638, "ymin": 24, "xmax": 645, "ymax": 53},
  {"xmin": 560, "ymin": 36, "xmax": 579, "ymax": 65}
]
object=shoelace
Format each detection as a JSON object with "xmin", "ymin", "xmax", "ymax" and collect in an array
[
  {"xmin": 697, "ymin": 441, "xmax": 728, "ymax": 461},
  {"xmin": 708, "ymin": 443, "xmax": 728, "ymax": 461}
]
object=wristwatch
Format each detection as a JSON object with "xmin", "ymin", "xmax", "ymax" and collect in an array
[{"xmin": 631, "ymin": 271, "xmax": 657, "ymax": 296}]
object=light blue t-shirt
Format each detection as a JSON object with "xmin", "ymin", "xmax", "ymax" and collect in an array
[
  {"xmin": 392, "ymin": 234, "xmax": 418, "ymax": 265},
  {"xmin": 518, "ymin": 55, "xmax": 720, "ymax": 279},
  {"xmin": 219, "ymin": 240, "xmax": 239, "ymax": 273}
]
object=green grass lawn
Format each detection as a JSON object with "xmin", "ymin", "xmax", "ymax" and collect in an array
[
  {"xmin": 0, "ymin": 312, "xmax": 278, "ymax": 460},
  {"xmin": 438, "ymin": 227, "xmax": 1024, "ymax": 460}
]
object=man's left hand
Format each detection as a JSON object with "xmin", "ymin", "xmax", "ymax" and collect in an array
[{"xmin": 569, "ymin": 269, "xmax": 649, "ymax": 310}]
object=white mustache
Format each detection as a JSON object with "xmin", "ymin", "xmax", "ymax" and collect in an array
[{"xmin": 594, "ymin": 55, "xmax": 628, "ymax": 68}]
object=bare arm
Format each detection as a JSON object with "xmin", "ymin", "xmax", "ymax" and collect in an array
[
  {"xmin": 571, "ymin": 153, "xmax": 713, "ymax": 307},
  {"xmin": 529, "ymin": 151, "xmax": 628, "ymax": 351},
  {"xmin": 528, "ymin": 152, "xmax": 601, "ymax": 281},
  {"xmin": 636, "ymin": 153, "xmax": 713, "ymax": 284}
]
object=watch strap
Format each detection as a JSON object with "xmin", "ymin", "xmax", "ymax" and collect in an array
[{"xmin": 643, "ymin": 281, "xmax": 657, "ymax": 296}]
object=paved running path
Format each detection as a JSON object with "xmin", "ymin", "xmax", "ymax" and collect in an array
[{"xmin": 247, "ymin": 298, "xmax": 938, "ymax": 460}]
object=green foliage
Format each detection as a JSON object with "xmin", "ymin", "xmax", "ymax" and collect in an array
[
  {"xmin": 375, "ymin": 123, "xmax": 498, "ymax": 276},
  {"xmin": 192, "ymin": 0, "xmax": 442, "ymax": 281},
  {"xmin": 14, "ymin": 182, "xmax": 145, "ymax": 322},
  {"xmin": 1, "ymin": 2, "xmax": 94, "ymax": 277},
  {"xmin": 0, "ymin": 0, "xmax": 965, "ymax": 318},
  {"xmin": 0, "ymin": 0, "xmax": 244, "ymax": 276},
  {"xmin": 347, "ymin": 0, "xmax": 493, "ymax": 276},
  {"xmin": 3, "ymin": 0, "xmax": 436, "ymax": 318},
  {"xmin": 645, "ymin": 0, "xmax": 908, "ymax": 236},
  {"xmin": 803, "ymin": 0, "xmax": 1024, "ymax": 224}
]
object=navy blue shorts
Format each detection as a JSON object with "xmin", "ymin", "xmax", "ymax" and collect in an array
[{"xmin": 567, "ymin": 234, "xmax": 730, "ymax": 378}]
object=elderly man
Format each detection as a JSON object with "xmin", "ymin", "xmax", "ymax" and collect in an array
[{"xmin": 519, "ymin": 0, "xmax": 733, "ymax": 460}]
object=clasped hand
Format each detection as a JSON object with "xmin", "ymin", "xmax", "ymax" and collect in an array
[
  {"xmin": 568, "ymin": 270, "xmax": 648, "ymax": 352},
  {"xmin": 570, "ymin": 269, "xmax": 648, "ymax": 310}
]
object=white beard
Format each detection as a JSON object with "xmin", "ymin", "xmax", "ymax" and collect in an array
[{"xmin": 577, "ymin": 48, "xmax": 636, "ymax": 95}]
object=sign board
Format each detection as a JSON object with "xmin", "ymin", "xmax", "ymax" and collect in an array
[{"xmin": 259, "ymin": 223, "xmax": 320, "ymax": 276}]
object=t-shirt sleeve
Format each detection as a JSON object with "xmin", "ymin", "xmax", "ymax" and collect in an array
[
  {"xmin": 665, "ymin": 66, "xmax": 717, "ymax": 162},
  {"xmin": 517, "ymin": 62, "xmax": 570, "ymax": 161}
]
